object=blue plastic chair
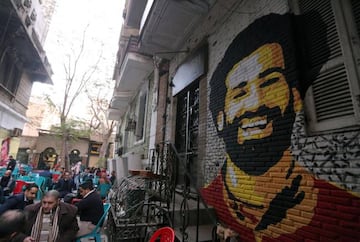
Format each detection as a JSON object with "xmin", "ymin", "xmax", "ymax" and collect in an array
[
  {"xmin": 92, "ymin": 176, "xmax": 99, "ymax": 186},
  {"xmin": 76, "ymin": 203, "xmax": 111, "ymax": 242},
  {"xmin": 18, "ymin": 176, "xmax": 33, "ymax": 182},
  {"xmin": 97, "ymin": 183, "xmax": 111, "ymax": 200},
  {"xmin": 0, "ymin": 167, "xmax": 6, "ymax": 177},
  {"xmin": 34, "ymin": 176, "xmax": 46, "ymax": 200},
  {"xmin": 12, "ymin": 167, "xmax": 19, "ymax": 179}
]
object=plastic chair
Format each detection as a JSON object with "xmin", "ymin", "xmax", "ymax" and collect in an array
[
  {"xmin": 18, "ymin": 176, "xmax": 33, "ymax": 181},
  {"xmin": 34, "ymin": 176, "xmax": 46, "ymax": 200},
  {"xmin": 76, "ymin": 203, "xmax": 111, "ymax": 242},
  {"xmin": 52, "ymin": 173, "xmax": 61, "ymax": 183},
  {"xmin": 93, "ymin": 176, "xmax": 99, "ymax": 186},
  {"xmin": 0, "ymin": 168, "xmax": 6, "ymax": 177},
  {"xmin": 11, "ymin": 167, "xmax": 20, "ymax": 180},
  {"xmin": 97, "ymin": 183, "xmax": 111, "ymax": 199},
  {"xmin": 13, "ymin": 180, "xmax": 33, "ymax": 194},
  {"xmin": 149, "ymin": 227, "xmax": 175, "ymax": 242}
]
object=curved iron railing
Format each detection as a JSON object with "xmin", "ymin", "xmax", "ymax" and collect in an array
[{"xmin": 149, "ymin": 141, "xmax": 218, "ymax": 242}]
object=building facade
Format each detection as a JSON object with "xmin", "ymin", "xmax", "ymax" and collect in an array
[
  {"xmin": 108, "ymin": 0, "xmax": 154, "ymax": 177},
  {"xmin": 0, "ymin": 0, "xmax": 53, "ymax": 164},
  {"xmin": 110, "ymin": 0, "xmax": 360, "ymax": 241}
]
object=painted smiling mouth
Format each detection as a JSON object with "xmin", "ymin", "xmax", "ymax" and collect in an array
[
  {"xmin": 240, "ymin": 118, "xmax": 268, "ymax": 135},
  {"xmin": 241, "ymin": 119, "xmax": 267, "ymax": 129}
]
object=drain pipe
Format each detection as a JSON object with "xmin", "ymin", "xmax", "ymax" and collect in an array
[{"xmin": 148, "ymin": 56, "xmax": 161, "ymax": 151}]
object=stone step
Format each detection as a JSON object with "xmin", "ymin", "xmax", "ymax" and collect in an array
[
  {"xmin": 171, "ymin": 206, "xmax": 216, "ymax": 228},
  {"xmin": 170, "ymin": 193, "xmax": 217, "ymax": 227},
  {"xmin": 175, "ymin": 224, "xmax": 215, "ymax": 242}
]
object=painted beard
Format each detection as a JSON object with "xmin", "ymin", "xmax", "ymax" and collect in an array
[{"xmin": 221, "ymin": 94, "xmax": 295, "ymax": 176}]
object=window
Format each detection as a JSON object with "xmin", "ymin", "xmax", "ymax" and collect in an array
[
  {"xmin": 135, "ymin": 88, "xmax": 147, "ymax": 141},
  {"xmin": 90, "ymin": 143, "xmax": 101, "ymax": 155},
  {"xmin": 0, "ymin": 50, "xmax": 22, "ymax": 95},
  {"xmin": 292, "ymin": 0, "xmax": 360, "ymax": 133}
]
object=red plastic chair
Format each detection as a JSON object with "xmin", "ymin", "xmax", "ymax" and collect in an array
[
  {"xmin": 149, "ymin": 227, "xmax": 175, "ymax": 242},
  {"xmin": 52, "ymin": 173, "xmax": 61, "ymax": 183},
  {"xmin": 13, "ymin": 180, "xmax": 28, "ymax": 194}
]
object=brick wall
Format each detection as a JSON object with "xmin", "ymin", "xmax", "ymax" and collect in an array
[{"xmin": 167, "ymin": 0, "xmax": 360, "ymax": 241}]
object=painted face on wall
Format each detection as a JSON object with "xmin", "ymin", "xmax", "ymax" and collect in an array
[
  {"xmin": 204, "ymin": 12, "xmax": 333, "ymax": 239},
  {"xmin": 219, "ymin": 43, "xmax": 296, "ymax": 175},
  {"xmin": 223, "ymin": 43, "xmax": 289, "ymax": 143}
]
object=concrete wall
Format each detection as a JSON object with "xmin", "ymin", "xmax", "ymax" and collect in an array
[{"xmin": 122, "ymin": 78, "xmax": 154, "ymax": 169}]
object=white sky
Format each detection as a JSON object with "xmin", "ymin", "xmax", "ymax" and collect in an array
[{"xmin": 32, "ymin": 0, "xmax": 125, "ymax": 120}]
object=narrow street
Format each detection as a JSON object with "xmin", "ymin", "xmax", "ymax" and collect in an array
[{"xmin": 0, "ymin": 0, "xmax": 359, "ymax": 241}]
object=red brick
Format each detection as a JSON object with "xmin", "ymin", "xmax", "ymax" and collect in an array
[
  {"xmin": 300, "ymin": 230, "xmax": 320, "ymax": 241},
  {"xmin": 339, "ymin": 219, "xmax": 360, "ymax": 229},
  {"xmin": 304, "ymin": 226, "xmax": 338, "ymax": 239},
  {"xmin": 331, "ymin": 210, "xmax": 357, "ymax": 221},
  {"xmin": 336, "ymin": 204, "xmax": 360, "ymax": 215},
  {"xmin": 317, "ymin": 201, "xmax": 336, "ymax": 210},
  {"xmin": 312, "ymin": 214, "xmax": 338, "ymax": 225},
  {"xmin": 322, "ymin": 224, "xmax": 360, "ymax": 238},
  {"xmin": 320, "ymin": 237, "xmax": 338, "ymax": 242},
  {"xmin": 317, "ymin": 194, "xmax": 351, "ymax": 205}
]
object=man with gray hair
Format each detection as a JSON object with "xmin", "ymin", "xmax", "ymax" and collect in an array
[
  {"xmin": 0, "ymin": 209, "xmax": 34, "ymax": 242},
  {"xmin": 24, "ymin": 190, "xmax": 79, "ymax": 242}
]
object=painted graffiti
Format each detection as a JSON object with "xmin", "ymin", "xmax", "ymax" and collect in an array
[
  {"xmin": 292, "ymin": 111, "xmax": 360, "ymax": 192},
  {"xmin": 202, "ymin": 12, "xmax": 360, "ymax": 242}
]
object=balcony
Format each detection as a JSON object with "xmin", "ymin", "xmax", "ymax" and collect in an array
[
  {"xmin": 138, "ymin": 0, "xmax": 216, "ymax": 56},
  {"xmin": 108, "ymin": 90, "xmax": 134, "ymax": 121},
  {"xmin": 0, "ymin": 0, "xmax": 52, "ymax": 84},
  {"xmin": 123, "ymin": 0, "xmax": 148, "ymax": 28},
  {"xmin": 108, "ymin": 108, "xmax": 125, "ymax": 121},
  {"xmin": 115, "ymin": 36, "xmax": 153, "ymax": 93}
]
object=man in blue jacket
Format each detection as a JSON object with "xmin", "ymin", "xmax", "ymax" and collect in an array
[{"xmin": 0, "ymin": 183, "xmax": 39, "ymax": 215}]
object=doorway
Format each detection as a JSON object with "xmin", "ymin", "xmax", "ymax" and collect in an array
[{"xmin": 175, "ymin": 81, "xmax": 199, "ymax": 188}]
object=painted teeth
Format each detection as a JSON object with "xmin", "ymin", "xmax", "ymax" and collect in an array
[
  {"xmin": 241, "ymin": 119, "xmax": 267, "ymax": 129},
  {"xmin": 243, "ymin": 129, "xmax": 262, "ymax": 137}
]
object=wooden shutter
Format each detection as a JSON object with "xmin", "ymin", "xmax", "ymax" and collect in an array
[
  {"xmin": 298, "ymin": 0, "xmax": 356, "ymax": 130},
  {"xmin": 352, "ymin": 0, "xmax": 360, "ymax": 37},
  {"xmin": 312, "ymin": 64, "xmax": 353, "ymax": 121}
]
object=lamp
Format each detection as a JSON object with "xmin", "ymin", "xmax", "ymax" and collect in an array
[{"xmin": 26, "ymin": 149, "xmax": 36, "ymax": 165}]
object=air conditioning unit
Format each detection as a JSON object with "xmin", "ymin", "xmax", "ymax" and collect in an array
[{"xmin": 11, "ymin": 128, "xmax": 23, "ymax": 137}]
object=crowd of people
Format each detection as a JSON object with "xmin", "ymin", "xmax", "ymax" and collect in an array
[{"xmin": 0, "ymin": 157, "xmax": 117, "ymax": 242}]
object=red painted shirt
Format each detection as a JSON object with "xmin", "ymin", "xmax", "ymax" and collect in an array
[{"xmin": 201, "ymin": 174, "xmax": 360, "ymax": 241}]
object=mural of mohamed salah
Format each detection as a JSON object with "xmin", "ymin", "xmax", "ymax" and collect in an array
[{"xmin": 202, "ymin": 12, "xmax": 360, "ymax": 241}]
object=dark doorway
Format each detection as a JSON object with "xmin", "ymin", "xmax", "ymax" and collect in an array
[{"xmin": 175, "ymin": 81, "xmax": 199, "ymax": 188}]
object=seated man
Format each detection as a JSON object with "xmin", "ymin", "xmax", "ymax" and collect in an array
[
  {"xmin": 75, "ymin": 181, "xmax": 103, "ymax": 237},
  {"xmin": 0, "ymin": 170, "xmax": 15, "ymax": 197},
  {"xmin": 39, "ymin": 166, "xmax": 53, "ymax": 191},
  {"xmin": 80, "ymin": 168, "xmax": 93, "ymax": 184},
  {"xmin": 0, "ymin": 183, "xmax": 39, "ymax": 215},
  {"xmin": 24, "ymin": 190, "xmax": 79, "ymax": 242},
  {"xmin": 54, "ymin": 171, "xmax": 75, "ymax": 198},
  {"xmin": 0, "ymin": 210, "xmax": 34, "ymax": 242}
]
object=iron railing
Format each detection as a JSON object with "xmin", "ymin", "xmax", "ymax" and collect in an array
[{"xmin": 148, "ymin": 141, "xmax": 218, "ymax": 242}]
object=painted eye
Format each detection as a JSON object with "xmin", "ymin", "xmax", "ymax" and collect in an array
[
  {"xmin": 233, "ymin": 82, "xmax": 247, "ymax": 98},
  {"xmin": 234, "ymin": 90, "xmax": 246, "ymax": 99},
  {"xmin": 260, "ymin": 77, "xmax": 279, "ymax": 88}
]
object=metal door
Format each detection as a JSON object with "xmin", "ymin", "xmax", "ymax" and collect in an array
[{"xmin": 175, "ymin": 81, "xmax": 199, "ymax": 188}]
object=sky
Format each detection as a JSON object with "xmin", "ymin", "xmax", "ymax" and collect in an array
[{"xmin": 32, "ymin": 0, "xmax": 125, "ymax": 121}]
